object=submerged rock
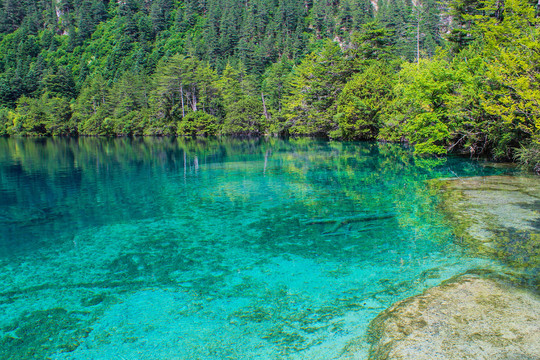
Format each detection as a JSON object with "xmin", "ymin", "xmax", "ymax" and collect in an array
[
  {"xmin": 368, "ymin": 273, "xmax": 540, "ymax": 360},
  {"xmin": 433, "ymin": 175, "xmax": 540, "ymax": 280},
  {"xmin": 366, "ymin": 176, "xmax": 540, "ymax": 359}
]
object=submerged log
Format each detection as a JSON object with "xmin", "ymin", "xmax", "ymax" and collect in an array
[
  {"xmin": 308, "ymin": 213, "xmax": 396, "ymax": 226},
  {"xmin": 308, "ymin": 213, "xmax": 396, "ymax": 234}
]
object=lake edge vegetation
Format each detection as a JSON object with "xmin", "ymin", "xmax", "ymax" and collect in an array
[{"xmin": 0, "ymin": 0, "xmax": 538, "ymax": 172}]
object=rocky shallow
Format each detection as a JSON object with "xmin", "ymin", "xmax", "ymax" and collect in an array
[
  {"xmin": 368, "ymin": 273, "xmax": 540, "ymax": 360},
  {"xmin": 435, "ymin": 175, "xmax": 540, "ymax": 277},
  {"xmin": 366, "ymin": 175, "xmax": 540, "ymax": 360}
]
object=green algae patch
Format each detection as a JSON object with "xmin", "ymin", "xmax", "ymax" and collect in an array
[
  {"xmin": 0, "ymin": 308, "xmax": 92, "ymax": 359},
  {"xmin": 367, "ymin": 273, "xmax": 540, "ymax": 360},
  {"xmin": 430, "ymin": 175, "xmax": 540, "ymax": 285}
]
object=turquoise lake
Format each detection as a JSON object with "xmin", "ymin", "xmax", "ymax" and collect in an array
[{"xmin": 0, "ymin": 138, "xmax": 519, "ymax": 359}]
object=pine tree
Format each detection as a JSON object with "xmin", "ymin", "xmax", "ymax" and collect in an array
[
  {"xmin": 78, "ymin": 0, "xmax": 95, "ymax": 41},
  {"xmin": 283, "ymin": 41, "xmax": 351, "ymax": 135},
  {"xmin": 23, "ymin": 2, "xmax": 41, "ymax": 34},
  {"xmin": 378, "ymin": 0, "xmax": 415, "ymax": 60},
  {"xmin": 151, "ymin": 0, "xmax": 172, "ymax": 33},
  {"xmin": 44, "ymin": 67, "xmax": 77, "ymax": 99},
  {"xmin": 352, "ymin": 0, "xmax": 374, "ymax": 30},
  {"xmin": 2, "ymin": 0, "xmax": 24, "ymax": 32},
  {"xmin": 92, "ymin": 0, "xmax": 108, "ymax": 24},
  {"xmin": 446, "ymin": 0, "xmax": 482, "ymax": 53}
]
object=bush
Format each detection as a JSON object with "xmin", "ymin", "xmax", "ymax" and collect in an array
[
  {"xmin": 177, "ymin": 111, "xmax": 220, "ymax": 136},
  {"xmin": 515, "ymin": 143, "xmax": 540, "ymax": 175}
]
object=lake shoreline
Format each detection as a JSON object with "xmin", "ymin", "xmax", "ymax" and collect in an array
[{"xmin": 365, "ymin": 174, "xmax": 540, "ymax": 359}]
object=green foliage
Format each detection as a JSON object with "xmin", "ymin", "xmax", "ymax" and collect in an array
[
  {"xmin": 0, "ymin": 0, "xmax": 537, "ymax": 170},
  {"xmin": 283, "ymin": 41, "xmax": 351, "ymax": 136},
  {"xmin": 222, "ymin": 97, "xmax": 265, "ymax": 136},
  {"xmin": 514, "ymin": 143, "xmax": 540, "ymax": 174},
  {"xmin": 384, "ymin": 58, "xmax": 454, "ymax": 154},
  {"xmin": 335, "ymin": 63, "xmax": 395, "ymax": 140},
  {"xmin": 152, "ymin": 55, "xmax": 220, "ymax": 123},
  {"xmin": 6, "ymin": 94, "xmax": 75, "ymax": 136},
  {"xmin": 349, "ymin": 22, "xmax": 396, "ymax": 62},
  {"xmin": 446, "ymin": 0, "xmax": 482, "ymax": 52},
  {"xmin": 478, "ymin": 0, "xmax": 540, "ymax": 152},
  {"xmin": 262, "ymin": 59, "xmax": 293, "ymax": 114},
  {"xmin": 41, "ymin": 67, "xmax": 77, "ymax": 99},
  {"xmin": 177, "ymin": 111, "xmax": 220, "ymax": 136}
]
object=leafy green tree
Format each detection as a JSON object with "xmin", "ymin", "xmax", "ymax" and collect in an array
[
  {"xmin": 383, "ymin": 51, "xmax": 504, "ymax": 157},
  {"xmin": 348, "ymin": 21, "xmax": 396, "ymax": 63},
  {"xmin": 283, "ymin": 41, "xmax": 351, "ymax": 136},
  {"xmin": 262, "ymin": 59, "xmax": 293, "ymax": 115},
  {"xmin": 7, "ymin": 93, "xmax": 74, "ymax": 136},
  {"xmin": 222, "ymin": 96, "xmax": 264, "ymax": 136},
  {"xmin": 478, "ymin": 0, "xmax": 540, "ymax": 154},
  {"xmin": 72, "ymin": 73, "xmax": 110, "ymax": 125},
  {"xmin": 335, "ymin": 63, "xmax": 395, "ymax": 139},
  {"xmin": 149, "ymin": 54, "xmax": 221, "ymax": 136},
  {"xmin": 11, "ymin": 95, "xmax": 48, "ymax": 135},
  {"xmin": 43, "ymin": 95, "xmax": 75, "ymax": 135},
  {"xmin": 385, "ymin": 58, "xmax": 455, "ymax": 154},
  {"xmin": 446, "ymin": 0, "xmax": 482, "ymax": 53},
  {"xmin": 216, "ymin": 62, "xmax": 243, "ymax": 109}
]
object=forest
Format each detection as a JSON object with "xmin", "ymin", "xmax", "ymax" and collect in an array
[{"xmin": 0, "ymin": 0, "xmax": 538, "ymax": 171}]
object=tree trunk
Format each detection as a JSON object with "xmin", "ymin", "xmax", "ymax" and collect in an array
[
  {"xmin": 417, "ymin": 7, "xmax": 420, "ymax": 65},
  {"xmin": 261, "ymin": 92, "xmax": 270, "ymax": 121},
  {"xmin": 180, "ymin": 85, "xmax": 185, "ymax": 118}
]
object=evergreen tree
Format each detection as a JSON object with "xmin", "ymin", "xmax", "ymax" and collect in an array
[
  {"xmin": 151, "ymin": 0, "xmax": 172, "ymax": 33},
  {"xmin": 378, "ymin": 0, "xmax": 415, "ymax": 60},
  {"xmin": 283, "ymin": 41, "xmax": 351, "ymax": 135},
  {"xmin": 2, "ymin": 0, "xmax": 24, "ymax": 32},
  {"xmin": 336, "ymin": 62, "xmax": 394, "ymax": 139},
  {"xmin": 92, "ymin": 0, "xmax": 108, "ymax": 24},
  {"xmin": 41, "ymin": 67, "xmax": 77, "ymax": 99},
  {"xmin": 78, "ymin": 0, "xmax": 95, "ymax": 41},
  {"xmin": 352, "ymin": 0, "xmax": 373, "ymax": 29},
  {"xmin": 446, "ymin": 0, "xmax": 482, "ymax": 53},
  {"xmin": 349, "ymin": 22, "xmax": 396, "ymax": 62}
]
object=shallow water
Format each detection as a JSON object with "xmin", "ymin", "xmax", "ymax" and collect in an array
[{"xmin": 0, "ymin": 138, "xmax": 518, "ymax": 359}]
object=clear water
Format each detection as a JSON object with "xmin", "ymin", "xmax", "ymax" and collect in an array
[{"xmin": 0, "ymin": 138, "xmax": 514, "ymax": 359}]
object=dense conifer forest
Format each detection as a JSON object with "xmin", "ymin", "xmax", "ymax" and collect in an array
[{"xmin": 0, "ymin": 0, "xmax": 538, "ymax": 170}]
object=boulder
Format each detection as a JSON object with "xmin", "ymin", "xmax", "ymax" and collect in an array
[{"xmin": 368, "ymin": 273, "xmax": 540, "ymax": 360}]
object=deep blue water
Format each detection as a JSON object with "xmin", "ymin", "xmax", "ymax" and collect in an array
[{"xmin": 0, "ymin": 138, "xmax": 513, "ymax": 359}]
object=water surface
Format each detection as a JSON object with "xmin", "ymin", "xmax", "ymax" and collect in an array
[{"xmin": 0, "ymin": 138, "xmax": 516, "ymax": 359}]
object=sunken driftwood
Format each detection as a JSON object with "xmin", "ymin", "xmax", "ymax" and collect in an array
[{"xmin": 307, "ymin": 213, "xmax": 396, "ymax": 234}]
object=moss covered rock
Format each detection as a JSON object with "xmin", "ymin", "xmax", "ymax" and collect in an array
[
  {"xmin": 433, "ymin": 175, "xmax": 540, "ymax": 280},
  {"xmin": 368, "ymin": 273, "xmax": 540, "ymax": 360}
]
